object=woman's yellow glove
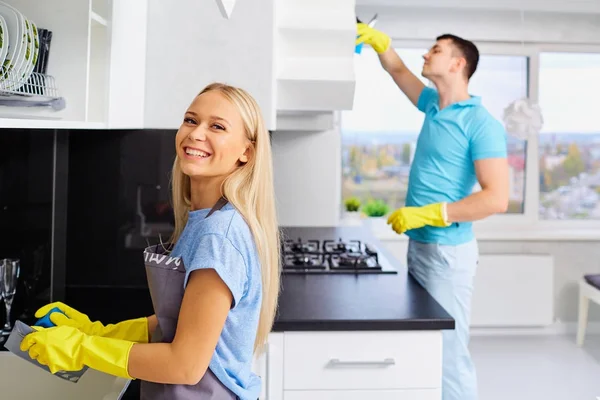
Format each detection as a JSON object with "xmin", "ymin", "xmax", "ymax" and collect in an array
[
  {"xmin": 356, "ymin": 22, "xmax": 391, "ymax": 54},
  {"xmin": 20, "ymin": 325, "xmax": 134, "ymax": 379},
  {"xmin": 387, "ymin": 203, "xmax": 451, "ymax": 234},
  {"xmin": 35, "ymin": 302, "xmax": 149, "ymax": 343}
]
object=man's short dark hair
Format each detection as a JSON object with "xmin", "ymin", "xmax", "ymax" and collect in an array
[{"xmin": 436, "ymin": 34, "xmax": 479, "ymax": 80}]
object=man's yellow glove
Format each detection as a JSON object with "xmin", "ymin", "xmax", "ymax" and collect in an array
[
  {"xmin": 35, "ymin": 302, "xmax": 149, "ymax": 343},
  {"xmin": 20, "ymin": 325, "xmax": 134, "ymax": 379},
  {"xmin": 387, "ymin": 203, "xmax": 451, "ymax": 235},
  {"xmin": 356, "ymin": 22, "xmax": 391, "ymax": 54}
]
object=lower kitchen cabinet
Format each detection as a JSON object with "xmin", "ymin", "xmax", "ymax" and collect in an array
[
  {"xmin": 283, "ymin": 389, "xmax": 442, "ymax": 400},
  {"xmin": 254, "ymin": 331, "xmax": 443, "ymax": 400}
]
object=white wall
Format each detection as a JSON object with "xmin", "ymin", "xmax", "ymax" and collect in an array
[{"xmin": 272, "ymin": 128, "xmax": 341, "ymax": 226}]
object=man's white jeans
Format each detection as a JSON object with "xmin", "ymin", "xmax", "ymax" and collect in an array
[{"xmin": 407, "ymin": 238, "xmax": 479, "ymax": 400}]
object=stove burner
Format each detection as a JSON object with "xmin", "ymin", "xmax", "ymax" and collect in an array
[
  {"xmin": 284, "ymin": 238, "xmax": 320, "ymax": 254},
  {"xmin": 281, "ymin": 236, "xmax": 392, "ymax": 274},
  {"xmin": 283, "ymin": 253, "xmax": 326, "ymax": 270},
  {"xmin": 329, "ymin": 252, "xmax": 381, "ymax": 270},
  {"xmin": 323, "ymin": 238, "xmax": 361, "ymax": 254}
]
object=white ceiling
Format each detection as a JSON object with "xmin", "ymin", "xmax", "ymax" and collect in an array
[{"xmin": 355, "ymin": 0, "xmax": 600, "ymax": 14}]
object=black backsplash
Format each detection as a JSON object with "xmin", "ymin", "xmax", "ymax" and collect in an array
[
  {"xmin": 0, "ymin": 129, "xmax": 54, "ymax": 330},
  {"xmin": 65, "ymin": 129, "xmax": 177, "ymax": 325}
]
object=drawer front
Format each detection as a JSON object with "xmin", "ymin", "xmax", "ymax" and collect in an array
[
  {"xmin": 283, "ymin": 331, "xmax": 442, "ymax": 390},
  {"xmin": 284, "ymin": 388, "xmax": 441, "ymax": 400}
]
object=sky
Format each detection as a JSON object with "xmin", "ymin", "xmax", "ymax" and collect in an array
[{"xmin": 341, "ymin": 48, "xmax": 600, "ymax": 135}]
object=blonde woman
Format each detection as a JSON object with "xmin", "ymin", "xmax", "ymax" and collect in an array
[{"xmin": 22, "ymin": 83, "xmax": 281, "ymax": 400}]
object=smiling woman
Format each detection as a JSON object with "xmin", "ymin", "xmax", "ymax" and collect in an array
[
  {"xmin": 174, "ymin": 88, "xmax": 252, "ymax": 210},
  {"xmin": 21, "ymin": 82, "xmax": 281, "ymax": 400}
]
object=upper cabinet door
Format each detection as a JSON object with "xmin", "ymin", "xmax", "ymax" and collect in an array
[
  {"xmin": 275, "ymin": 0, "xmax": 356, "ymax": 114},
  {"xmin": 142, "ymin": 0, "xmax": 277, "ymax": 130}
]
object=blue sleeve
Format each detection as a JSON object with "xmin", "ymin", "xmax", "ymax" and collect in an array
[
  {"xmin": 183, "ymin": 233, "xmax": 248, "ymax": 308},
  {"xmin": 417, "ymin": 86, "xmax": 438, "ymax": 113},
  {"xmin": 470, "ymin": 118, "xmax": 508, "ymax": 161}
]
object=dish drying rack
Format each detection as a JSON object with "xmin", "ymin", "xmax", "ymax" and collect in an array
[{"xmin": 0, "ymin": 71, "xmax": 65, "ymax": 111}]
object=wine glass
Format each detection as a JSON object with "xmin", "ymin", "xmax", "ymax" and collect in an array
[
  {"xmin": 1, "ymin": 258, "xmax": 20, "ymax": 335},
  {"xmin": 0, "ymin": 268, "xmax": 3, "ymax": 343}
]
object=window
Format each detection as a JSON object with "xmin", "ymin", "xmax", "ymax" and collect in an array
[
  {"xmin": 341, "ymin": 48, "xmax": 426, "ymax": 212},
  {"xmin": 341, "ymin": 48, "xmax": 528, "ymax": 214},
  {"xmin": 538, "ymin": 52, "xmax": 600, "ymax": 220}
]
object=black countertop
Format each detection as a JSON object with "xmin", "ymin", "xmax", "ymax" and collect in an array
[
  {"xmin": 272, "ymin": 226, "xmax": 455, "ymax": 331},
  {"xmin": 36, "ymin": 226, "xmax": 454, "ymax": 336}
]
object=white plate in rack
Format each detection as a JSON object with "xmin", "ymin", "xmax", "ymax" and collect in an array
[
  {"xmin": 0, "ymin": 15, "xmax": 8, "ymax": 72},
  {"xmin": 14, "ymin": 16, "xmax": 35, "ymax": 90},
  {"xmin": 4, "ymin": 2, "xmax": 28, "ymax": 90},
  {"xmin": 0, "ymin": 1, "xmax": 23, "ymax": 89},
  {"xmin": 28, "ymin": 20, "xmax": 39, "ymax": 77}
]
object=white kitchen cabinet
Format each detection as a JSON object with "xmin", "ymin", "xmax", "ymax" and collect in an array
[
  {"xmin": 251, "ymin": 332, "xmax": 284, "ymax": 400},
  {"xmin": 4, "ymin": 0, "xmax": 150, "ymax": 129},
  {"xmin": 284, "ymin": 331, "xmax": 441, "ymax": 391},
  {"xmin": 0, "ymin": 0, "xmax": 356, "ymax": 130},
  {"xmin": 0, "ymin": 0, "xmax": 141, "ymax": 129},
  {"xmin": 141, "ymin": 0, "xmax": 277, "ymax": 129},
  {"xmin": 275, "ymin": 0, "xmax": 356, "ymax": 113},
  {"xmin": 259, "ymin": 331, "xmax": 442, "ymax": 400},
  {"xmin": 284, "ymin": 389, "xmax": 442, "ymax": 400},
  {"xmin": 142, "ymin": 0, "xmax": 356, "ymax": 130},
  {"xmin": 0, "ymin": 0, "xmax": 111, "ymax": 128}
]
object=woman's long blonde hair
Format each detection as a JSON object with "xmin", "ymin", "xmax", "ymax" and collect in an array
[{"xmin": 170, "ymin": 82, "xmax": 280, "ymax": 353}]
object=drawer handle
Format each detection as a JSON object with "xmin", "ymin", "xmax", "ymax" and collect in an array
[{"xmin": 327, "ymin": 358, "xmax": 396, "ymax": 368}]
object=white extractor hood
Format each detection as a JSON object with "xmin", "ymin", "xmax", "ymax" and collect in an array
[{"xmin": 275, "ymin": 0, "xmax": 357, "ymax": 113}]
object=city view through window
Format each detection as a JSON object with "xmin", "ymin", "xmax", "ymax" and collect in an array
[{"xmin": 538, "ymin": 52, "xmax": 600, "ymax": 220}]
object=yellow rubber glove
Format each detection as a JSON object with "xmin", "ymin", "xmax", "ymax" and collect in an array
[
  {"xmin": 356, "ymin": 22, "xmax": 391, "ymax": 54},
  {"xmin": 387, "ymin": 203, "xmax": 451, "ymax": 234},
  {"xmin": 35, "ymin": 302, "xmax": 149, "ymax": 343},
  {"xmin": 20, "ymin": 325, "xmax": 134, "ymax": 379}
]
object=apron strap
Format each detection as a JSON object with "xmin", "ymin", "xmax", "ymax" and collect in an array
[{"xmin": 206, "ymin": 197, "xmax": 228, "ymax": 219}]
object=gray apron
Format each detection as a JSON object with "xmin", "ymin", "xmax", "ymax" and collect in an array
[{"xmin": 140, "ymin": 198, "xmax": 237, "ymax": 400}]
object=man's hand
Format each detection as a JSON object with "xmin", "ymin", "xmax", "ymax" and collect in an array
[
  {"xmin": 387, "ymin": 203, "xmax": 450, "ymax": 235},
  {"xmin": 356, "ymin": 23, "xmax": 425, "ymax": 107},
  {"xmin": 356, "ymin": 23, "xmax": 391, "ymax": 54}
]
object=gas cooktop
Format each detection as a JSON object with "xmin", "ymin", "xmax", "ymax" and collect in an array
[{"xmin": 281, "ymin": 237, "xmax": 397, "ymax": 274}]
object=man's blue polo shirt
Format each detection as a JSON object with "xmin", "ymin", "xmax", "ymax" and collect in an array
[{"xmin": 405, "ymin": 87, "xmax": 507, "ymax": 245}]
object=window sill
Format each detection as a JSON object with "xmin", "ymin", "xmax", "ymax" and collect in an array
[{"xmin": 341, "ymin": 218, "xmax": 600, "ymax": 242}]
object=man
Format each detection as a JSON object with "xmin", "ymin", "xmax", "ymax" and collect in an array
[{"xmin": 356, "ymin": 23, "xmax": 509, "ymax": 400}]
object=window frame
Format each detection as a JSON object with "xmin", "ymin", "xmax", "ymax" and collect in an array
[{"xmin": 342, "ymin": 38, "xmax": 600, "ymax": 231}]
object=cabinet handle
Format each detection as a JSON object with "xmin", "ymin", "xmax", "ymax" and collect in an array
[{"xmin": 327, "ymin": 358, "xmax": 396, "ymax": 368}]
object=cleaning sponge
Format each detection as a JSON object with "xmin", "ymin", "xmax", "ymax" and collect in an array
[{"xmin": 34, "ymin": 306, "xmax": 66, "ymax": 328}]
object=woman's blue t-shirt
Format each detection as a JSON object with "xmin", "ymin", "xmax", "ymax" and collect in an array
[{"xmin": 170, "ymin": 202, "xmax": 262, "ymax": 400}]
